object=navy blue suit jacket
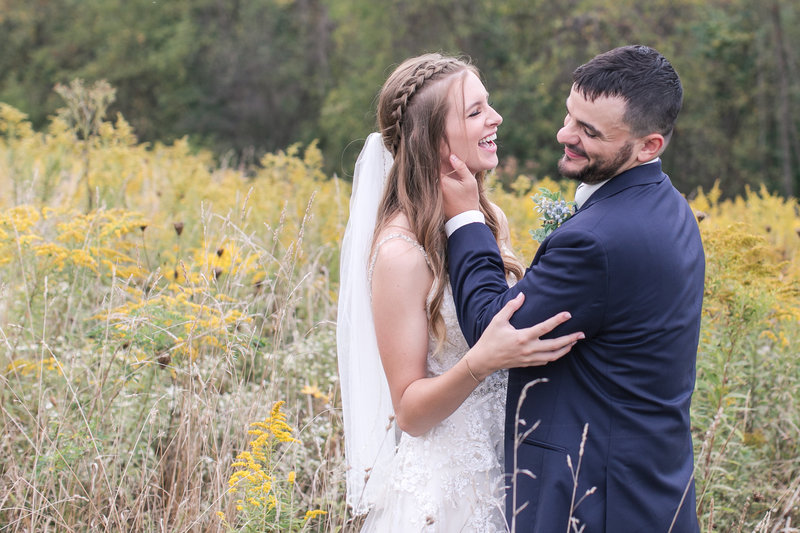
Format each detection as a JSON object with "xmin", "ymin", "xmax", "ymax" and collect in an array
[{"xmin": 448, "ymin": 162, "xmax": 704, "ymax": 532}]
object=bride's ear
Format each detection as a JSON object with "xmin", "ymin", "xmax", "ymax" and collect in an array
[{"xmin": 440, "ymin": 142, "xmax": 455, "ymax": 176}]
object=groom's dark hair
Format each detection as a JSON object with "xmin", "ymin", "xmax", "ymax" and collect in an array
[{"xmin": 572, "ymin": 45, "xmax": 683, "ymax": 143}]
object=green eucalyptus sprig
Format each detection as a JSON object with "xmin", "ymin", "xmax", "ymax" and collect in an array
[{"xmin": 530, "ymin": 187, "xmax": 577, "ymax": 243}]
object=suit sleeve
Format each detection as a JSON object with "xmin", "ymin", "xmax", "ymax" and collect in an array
[{"xmin": 447, "ymin": 222, "xmax": 607, "ymax": 346}]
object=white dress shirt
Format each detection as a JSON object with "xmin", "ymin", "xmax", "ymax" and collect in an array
[{"xmin": 574, "ymin": 158, "xmax": 660, "ymax": 208}]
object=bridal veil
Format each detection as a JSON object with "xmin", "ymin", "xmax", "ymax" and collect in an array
[{"xmin": 337, "ymin": 132, "xmax": 397, "ymax": 516}]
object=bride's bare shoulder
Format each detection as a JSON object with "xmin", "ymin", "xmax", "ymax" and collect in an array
[
  {"xmin": 377, "ymin": 212, "xmax": 414, "ymax": 240},
  {"xmin": 372, "ymin": 213, "xmax": 430, "ymax": 281}
]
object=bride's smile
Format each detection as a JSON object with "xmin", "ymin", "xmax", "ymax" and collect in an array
[{"xmin": 443, "ymin": 70, "xmax": 503, "ymax": 175}]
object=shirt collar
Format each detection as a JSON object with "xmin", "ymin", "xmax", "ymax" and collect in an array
[{"xmin": 574, "ymin": 157, "xmax": 660, "ymax": 209}]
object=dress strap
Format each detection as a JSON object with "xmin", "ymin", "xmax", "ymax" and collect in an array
[{"xmin": 368, "ymin": 233, "xmax": 429, "ymax": 285}]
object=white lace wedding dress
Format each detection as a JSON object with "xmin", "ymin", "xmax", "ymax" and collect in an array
[{"xmin": 361, "ymin": 234, "xmax": 509, "ymax": 532}]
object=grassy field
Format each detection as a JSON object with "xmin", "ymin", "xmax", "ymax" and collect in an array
[{"xmin": 1, "ymin": 96, "xmax": 799, "ymax": 532}]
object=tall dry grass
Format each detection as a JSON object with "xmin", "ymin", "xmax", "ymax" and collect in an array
[
  {"xmin": 0, "ymin": 91, "xmax": 348, "ymax": 531},
  {"xmin": 1, "ymin": 84, "xmax": 799, "ymax": 531}
]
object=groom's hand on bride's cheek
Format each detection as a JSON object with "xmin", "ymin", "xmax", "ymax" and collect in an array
[{"xmin": 440, "ymin": 154, "xmax": 479, "ymax": 219}]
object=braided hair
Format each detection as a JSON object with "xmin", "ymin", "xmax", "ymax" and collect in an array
[
  {"xmin": 380, "ymin": 59, "xmax": 449, "ymax": 156},
  {"xmin": 372, "ymin": 53, "xmax": 523, "ymax": 351}
]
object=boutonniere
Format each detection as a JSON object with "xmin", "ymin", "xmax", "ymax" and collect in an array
[{"xmin": 530, "ymin": 187, "xmax": 577, "ymax": 243}]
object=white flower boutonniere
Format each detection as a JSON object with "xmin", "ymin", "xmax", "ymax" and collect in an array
[{"xmin": 530, "ymin": 187, "xmax": 577, "ymax": 243}]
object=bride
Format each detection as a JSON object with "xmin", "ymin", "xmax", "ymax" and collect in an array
[{"xmin": 337, "ymin": 53, "xmax": 584, "ymax": 532}]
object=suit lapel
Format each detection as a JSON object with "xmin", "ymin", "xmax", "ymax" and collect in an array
[
  {"xmin": 531, "ymin": 162, "xmax": 667, "ymax": 264},
  {"xmin": 578, "ymin": 161, "xmax": 666, "ymax": 213}
]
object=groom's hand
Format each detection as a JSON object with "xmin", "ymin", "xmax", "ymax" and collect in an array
[{"xmin": 441, "ymin": 154, "xmax": 480, "ymax": 220}]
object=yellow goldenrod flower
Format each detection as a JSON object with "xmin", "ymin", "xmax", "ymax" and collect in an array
[
  {"xmin": 300, "ymin": 384, "xmax": 330, "ymax": 402},
  {"xmin": 224, "ymin": 400, "xmax": 308, "ymax": 523},
  {"xmin": 303, "ymin": 509, "xmax": 327, "ymax": 521}
]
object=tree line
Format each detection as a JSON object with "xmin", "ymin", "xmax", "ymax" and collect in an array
[{"xmin": 1, "ymin": 0, "xmax": 798, "ymax": 197}]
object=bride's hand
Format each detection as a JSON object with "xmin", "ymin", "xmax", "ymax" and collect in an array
[{"xmin": 466, "ymin": 293, "xmax": 584, "ymax": 379}]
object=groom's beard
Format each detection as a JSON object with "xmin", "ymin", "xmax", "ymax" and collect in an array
[{"xmin": 558, "ymin": 141, "xmax": 634, "ymax": 185}]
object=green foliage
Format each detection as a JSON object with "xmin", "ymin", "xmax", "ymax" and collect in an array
[
  {"xmin": 689, "ymin": 185, "xmax": 800, "ymax": 530},
  {"xmin": 0, "ymin": 0, "xmax": 330, "ymax": 156},
  {"xmin": 2, "ymin": 0, "xmax": 797, "ymax": 193}
]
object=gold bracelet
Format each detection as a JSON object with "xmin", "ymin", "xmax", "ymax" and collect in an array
[{"xmin": 464, "ymin": 357, "xmax": 482, "ymax": 384}]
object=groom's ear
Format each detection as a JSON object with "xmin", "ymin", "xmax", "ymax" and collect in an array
[{"xmin": 635, "ymin": 133, "xmax": 665, "ymax": 162}]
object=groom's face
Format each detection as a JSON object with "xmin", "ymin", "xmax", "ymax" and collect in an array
[{"xmin": 556, "ymin": 86, "xmax": 640, "ymax": 184}]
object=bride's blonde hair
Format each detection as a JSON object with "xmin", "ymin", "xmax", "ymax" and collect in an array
[{"xmin": 373, "ymin": 53, "xmax": 523, "ymax": 349}]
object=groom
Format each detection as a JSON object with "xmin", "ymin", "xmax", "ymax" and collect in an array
[{"xmin": 442, "ymin": 46, "xmax": 704, "ymax": 531}]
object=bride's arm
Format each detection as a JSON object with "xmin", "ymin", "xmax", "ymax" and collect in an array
[
  {"xmin": 371, "ymin": 236, "xmax": 445, "ymax": 436},
  {"xmin": 372, "ymin": 235, "xmax": 584, "ymax": 437}
]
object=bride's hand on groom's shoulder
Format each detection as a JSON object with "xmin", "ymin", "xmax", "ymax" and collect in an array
[
  {"xmin": 440, "ymin": 154, "xmax": 479, "ymax": 220},
  {"xmin": 468, "ymin": 293, "xmax": 585, "ymax": 376}
]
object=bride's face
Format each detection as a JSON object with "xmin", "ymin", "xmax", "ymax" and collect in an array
[{"xmin": 442, "ymin": 71, "xmax": 503, "ymax": 176}]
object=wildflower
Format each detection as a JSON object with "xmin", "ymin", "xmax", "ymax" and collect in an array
[
  {"xmin": 224, "ymin": 401, "xmax": 315, "ymax": 527},
  {"xmin": 248, "ymin": 401, "xmax": 301, "ymax": 444},
  {"xmin": 304, "ymin": 509, "xmax": 327, "ymax": 521},
  {"xmin": 267, "ymin": 494, "xmax": 278, "ymax": 509},
  {"xmin": 300, "ymin": 384, "xmax": 330, "ymax": 402}
]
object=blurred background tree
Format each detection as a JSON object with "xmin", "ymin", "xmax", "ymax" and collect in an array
[{"xmin": 0, "ymin": 0, "xmax": 797, "ymax": 196}]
